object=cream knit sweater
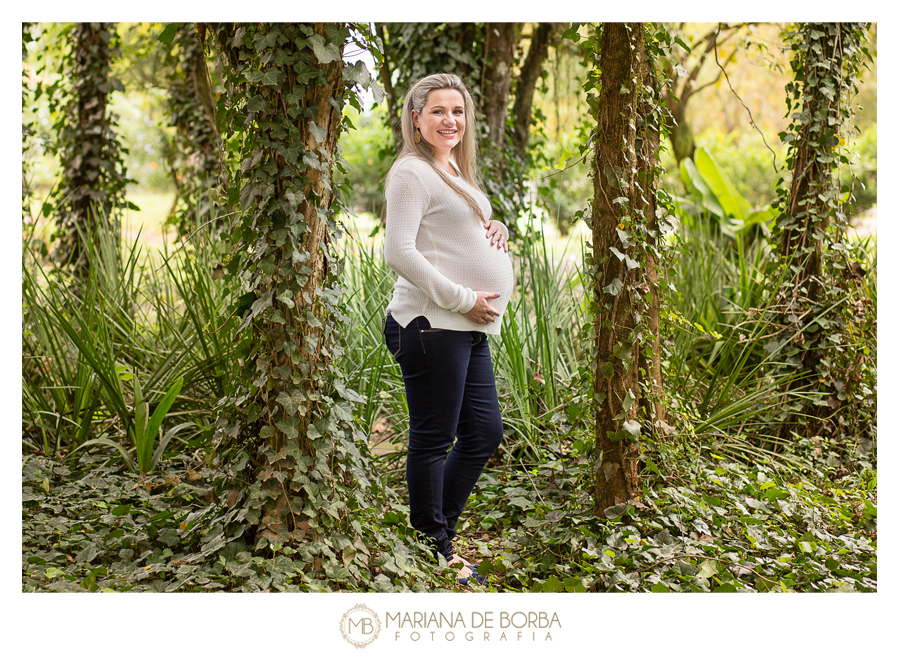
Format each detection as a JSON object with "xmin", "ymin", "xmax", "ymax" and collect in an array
[{"xmin": 384, "ymin": 156, "xmax": 514, "ymax": 335}]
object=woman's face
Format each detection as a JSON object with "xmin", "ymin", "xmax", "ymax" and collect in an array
[{"xmin": 412, "ymin": 88, "xmax": 466, "ymax": 156}]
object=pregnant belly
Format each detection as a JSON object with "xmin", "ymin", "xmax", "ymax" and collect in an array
[{"xmin": 459, "ymin": 245, "xmax": 515, "ymax": 303}]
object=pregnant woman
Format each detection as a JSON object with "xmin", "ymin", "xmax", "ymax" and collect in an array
[{"xmin": 382, "ymin": 73, "xmax": 514, "ymax": 585}]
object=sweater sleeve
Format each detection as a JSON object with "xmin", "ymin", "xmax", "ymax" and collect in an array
[{"xmin": 384, "ymin": 166, "xmax": 478, "ymax": 314}]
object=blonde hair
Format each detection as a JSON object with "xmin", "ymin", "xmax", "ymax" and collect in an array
[{"xmin": 386, "ymin": 73, "xmax": 486, "ymax": 223}]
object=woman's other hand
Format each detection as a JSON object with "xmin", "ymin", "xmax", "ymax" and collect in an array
[
  {"xmin": 484, "ymin": 220, "xmax": 509, "ymax": 253},
  {"xmin": 463, "ymin": 291, "xmax": 501, "ymax": 324}
]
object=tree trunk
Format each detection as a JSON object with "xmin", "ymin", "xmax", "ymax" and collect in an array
[
  {"xmin": 667, "ymin": 100, "xmax": 695, "ymax": 165},
  {"xmin": 636, "ymin": 56, "xmax": 666, "ymax": 430},
  {"xmin": 482, "ymin": 23, "xmax": 519, "ymax": 153},
  {"xmin": 776, "ymin": 23, "xmax": 852, "ymax": 442},
  {"xmin": 591, "ymin": 23, "xmax": 645, "ymax": 514},
  {"xmin": 209, "ymin": 22, "xmax": 348, "ymax": 548},
  {"xmin": 55, "ymin": 22, "xmax": 128, "ymax": 274},
  {"xmin": 512, "ymin": 22, "xmax": 556, "ymax": 161}
]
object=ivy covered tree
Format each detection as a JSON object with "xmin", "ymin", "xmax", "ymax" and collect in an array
[
  {"xmin": 50, "ymin": 22, "xmax": 132, "ymax": 274},
  {"xmin": 772, "ymin": 22, "xmax": 874, "ymax": 443},
  {"xmin": 162, "ymin": 23, "xmax": 223, "ymax": 237},
  {"xmin": 203, "ymin": 22, "xmax": 427, "ymax": 586},
  {"xmin": 586, "ymin": 22, "xmax": 674, "ymax": 513}
]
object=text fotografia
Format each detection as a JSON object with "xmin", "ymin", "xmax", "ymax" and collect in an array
[{"xmin": 386, "ymin": 611, "xmax": 561, "ymax": 642}]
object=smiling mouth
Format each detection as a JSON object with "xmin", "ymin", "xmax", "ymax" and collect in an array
[{"xmin": 437, "ymin": 130, "xmax": 457, "ymax": 135}]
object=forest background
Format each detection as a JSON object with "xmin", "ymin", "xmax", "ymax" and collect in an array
[{"xmin": 12, "ymin": 8, "xmax": 891, "ymax": 657}]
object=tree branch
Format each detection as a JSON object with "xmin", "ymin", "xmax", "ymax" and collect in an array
[{"xmin": 713, "ymin": 22, "xmax": 779, "ymax": 172}]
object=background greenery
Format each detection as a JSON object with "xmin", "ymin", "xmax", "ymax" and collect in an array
[{"xmin": 22, "ymin": 21, "xmax": 876, "ymax": 596}]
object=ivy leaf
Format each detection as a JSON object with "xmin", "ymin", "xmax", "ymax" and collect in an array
[
  {"xmin": 609, "ymin": 246, "xmax": 625, "ymax": 262},
  {"xmin": 561, "ymin": 26, "xmax": 581, "ymax": 42},
  {"xmin": 261, "ymin": 68, "xmax": 284, "ymax": 88},
  {"xmin": 698, "ymin": 560, "xmax": 718, "ymax": 579},
  {"xmin": 275, "ymin": 418, "xmax": 299, "ymax": 439},
  {"xmin": 249, "ymin": 290, "xmax": 273, "ymax": 320},
  {"xmin": 370, "ymin": 80, "xmax": 385, "ymax": 104},
  {"xmin": 616, "ymin": 227, "xmax": 636, "ymax": 248},
  {"xmin": 625, "ymin": 256, "xmax": 640, "ymax": 270},
  {"xmin": 673, "ymin": 35, "xmax": 691, "ymax": 53},
  {"xmin": 621, "ymin": 389, "xmax": 636, "ymax": 413},
  {"xmin": 602, "ymin": 278, "xmax": 623, "ymax": 296},
  {"xmin": 308, "ymin": 121, "xmax": 327, "ymax": 145},
  {"xmin": 622, "ymin": 419, "xmax": 641, "ymax": 439},
  {"xmin": 246, "ymin": 95, "xmax": 267, "ymax": 113},
  {"xmin": 276, "ymin": 390, "xmax": 306, "ymax": 416},
  {"xmin": 334, "ymin": 380, "xmax": 365, "ymax": 403},
  {"xmin": 232, "ymin": 26, "xmax": 246, "ymax": 48},
  {"xmin": 343, "ymin": 61, "xmax": 371, "ymax": 88},
  {"xmin": 276, "ymin": 289, "xmax": 296, "ymax": 308},
  {"xmin": 308, "ymin": 34, "xmax": 341, "ymax": 64}
]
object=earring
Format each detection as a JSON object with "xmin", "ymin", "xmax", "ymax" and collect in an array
[{"xmin": 414, "ymin": 127, "xmax": 422, "ymax": 144}]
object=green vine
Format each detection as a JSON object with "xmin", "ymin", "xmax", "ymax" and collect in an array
[
  {"xmin": 42, "ymin": 23, "xmax": 134, "ymax": 274},
  {"xmin": 770, "ymin": 22, "xmax": 875, "ymax": 444}
]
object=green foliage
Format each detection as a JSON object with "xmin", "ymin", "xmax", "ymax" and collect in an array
[
  {"xmin": 38, "ymin": 23, "xmax": 135, "ymax": 272},
  {"xmin": 22, "ymin": 454, "xmax": 458, "ymax": 592},
  {"xmin": 676, "ymin": 146, "xmax": 777, "ymax": 239},
  {"xmin": 848, "ymin": 122, "xmax": 876, "ymax": 214},
  {"xmin": 334, "ymin": 104, "xmax": 394, "ymax": 217},
  {"xmin": 492, "ymin": 220, "xmax": 590, "ymax": 461},
  {"xmin": 159, "ymin": 23, "xmax": 223, "ymax": 236},
  {"xmin": 335, "ymin": 226, "xmax": 408, "ymax": 439},
  {"xmin": 690, "ymin": 126, "xmax": 786, "ymax": 211},
  {"xmin": 770, "ymin": 22, "xmax": 875, "ymax": 442},
  {"xmin": 461, "ymin": 434, "xmax": 876, "ymax": 592},
  {"xmin": 22, "ymin": 213, "xmax": 231, "ymax": 469}
]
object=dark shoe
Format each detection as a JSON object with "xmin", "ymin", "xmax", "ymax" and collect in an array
[{"xmin": 456, "ymin": 563, "xmax": 487, "ymax": 586}]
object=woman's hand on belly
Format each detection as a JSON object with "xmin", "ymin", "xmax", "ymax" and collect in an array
[
  {"xmin": 463, "ymin": 291, "xmax": 501, "ymax": 325},
  {"xmin": 484, "ymin": 220, "xmax": 508, "ymax": 253}
]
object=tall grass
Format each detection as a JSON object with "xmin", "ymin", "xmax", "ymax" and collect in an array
[
  {"xmin": 337, "ymin": 226, "xmax": 409, "ymax": 454},
  {"xmin": 663, "ymin": 218, "xmax": 878, "ymax": 464},
  {"xmin": 491, "ymin": 223, "xmax": 589, "ymax": 462},
  {"xmin": 22, "ymin": 214, "xmax": 233, "ymax": 470}
]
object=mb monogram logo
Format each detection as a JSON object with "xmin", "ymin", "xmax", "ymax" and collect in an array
[{"xmin": 340, "ymin": 604, "xmax": 382, "ymax": 648}]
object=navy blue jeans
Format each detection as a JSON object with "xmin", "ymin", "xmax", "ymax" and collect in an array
[{"xmin": 383, "ymin": 315, "xmax": 504, "ymax": 560}]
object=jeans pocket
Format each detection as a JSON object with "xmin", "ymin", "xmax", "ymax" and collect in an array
[{"xmin": 384, "ymin": 315, "xmax": 402, "ymax": 357}]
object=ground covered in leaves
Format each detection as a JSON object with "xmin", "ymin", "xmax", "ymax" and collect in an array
[{"xmin": 22, "ymin": 434, "xmax": 876, "ymax": 593}]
